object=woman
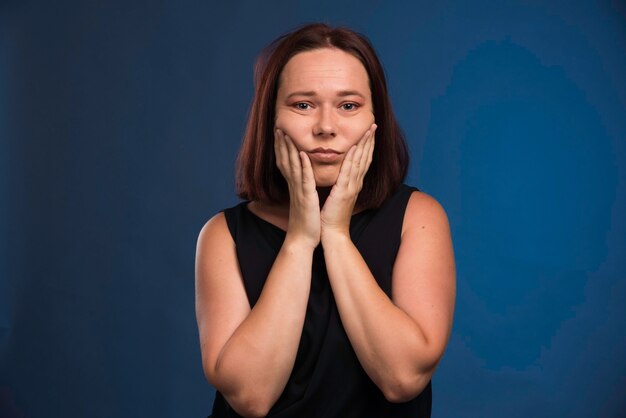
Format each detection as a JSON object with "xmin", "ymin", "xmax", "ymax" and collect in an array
[{"xmin": 195, "ymin": 23, "xmax": 456, "ymax": 418}]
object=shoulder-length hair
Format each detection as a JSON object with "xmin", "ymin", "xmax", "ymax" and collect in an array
[{"xmin": 236, "ymin": 23, "xmax": 409, "ymax": 209}]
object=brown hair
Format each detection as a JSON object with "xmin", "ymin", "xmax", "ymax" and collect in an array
[{"xmin": 236, "ymin": 23, "xmax": 409, "ymax": 209}]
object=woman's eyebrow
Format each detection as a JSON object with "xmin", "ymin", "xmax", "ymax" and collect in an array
[
  {"xmin": 285, "ymin": 90, "xmax": 366, "ymax": 100},
  {"xmin": 336, "ymin": 90, "xmax": 366, "ymax": 98},
  {"xmin": 285, "ymin": 91, "xmax": 316, "ymax": 99}
]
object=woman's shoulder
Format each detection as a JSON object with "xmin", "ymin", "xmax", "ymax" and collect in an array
[
  {"xmin": 402, "ymin": 187, "xmax": 450, "ymax": 236},
  {"xmin": 200, "ymin": 200, "xmax": 257, "ymax": 240},
  {"xmin": 197, "ymin": 211, "xmax": 230, "ymax": 249},
  {"xmin": 197, "ymin": 200, "xmax": 247, "ymax": 244}
]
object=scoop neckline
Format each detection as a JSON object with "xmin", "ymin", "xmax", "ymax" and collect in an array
[{"xmin": 243, "ymin": 201, "xmax": 370, "ymax": 234}]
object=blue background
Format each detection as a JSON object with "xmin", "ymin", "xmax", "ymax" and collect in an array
[{"xmin": 1, "ymin": 1, "xmax": 625, "ymax": 417}]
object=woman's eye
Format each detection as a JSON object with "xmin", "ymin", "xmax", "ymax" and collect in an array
[
  {"xmin": 295, "ymin": 103, "xmax": 310, "ymax": 110},
  {"xmin": 341, "ymin": 103, "xmax": 359, "ymax": 111}
]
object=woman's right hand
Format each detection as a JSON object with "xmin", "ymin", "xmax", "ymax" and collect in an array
[{"xmin": 274, "ymin": 128, "xmax": 321, "ymax": 249}]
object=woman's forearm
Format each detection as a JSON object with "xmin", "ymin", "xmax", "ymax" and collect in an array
[
  {"xmin": 321, "ymin": 232, "xmax": 438, "ymax": 402},
  {"xmin": 214, "ymin": 236, "xmax": 314, "ymax": 416}
]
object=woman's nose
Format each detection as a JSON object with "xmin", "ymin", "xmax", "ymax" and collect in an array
[{"xmin": 313, "ymin": 106, "xmax": 336, "ymax": 138}]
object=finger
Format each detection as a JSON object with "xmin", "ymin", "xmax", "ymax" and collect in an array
[
  {"xmin": 365, "ymin": 134, "xmax": 375, "ymax": 174},
  {"xmin": 300, "ymin": 151, "xmax": 316, "ymax": 193},
  {"xmin": 367, "ymin": 125, "xmax": 376, "ymax": 162},
  {"xmin": 276, "ymin": 130, "xmax": 297, "ymax": 194},
  {"xmin": 357, "ymin": 124, "xmax": 374, "ymax": 160},
  {"xmin": 284, "ymin": 134, "xmax": 301, "ymax": 171},
  {"xmin": 358, "ymin": 126, "xmax": 376, "ymax": 184},
  {"xmin": 284, "ymin": 134, "xmax": 302, "ymax": 184},
  {"xmin": 359, "ymin": 126, "xmax": 374, "ymax": 168},
  {"xmin": 348, "ymin": 129, "xmax": 370, "ymax": 190},
  {"xmin": 354, "ymin": 135, "xmax": 369, "ymax": 186},
  {"xmin": 368, "ymin": 126, "xmax": 376, "ymax": 164},
  {"xmin": 337, "ymin": 145, "xmax": 356, "ymax": 189}
]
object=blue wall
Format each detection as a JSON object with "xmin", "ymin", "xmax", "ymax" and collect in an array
[{"xmin": 1, "ymin": 1, "xmax": 625, "ymax": 416}]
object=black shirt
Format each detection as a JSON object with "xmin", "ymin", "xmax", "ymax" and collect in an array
[{"xmin": 212, "ymin": 184, "xmax": 432, "ymax": 417}]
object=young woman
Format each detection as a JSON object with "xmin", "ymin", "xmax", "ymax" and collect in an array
[{"xmin": 195, "ymin": 23, "xmax": 456, "ymax": 418}]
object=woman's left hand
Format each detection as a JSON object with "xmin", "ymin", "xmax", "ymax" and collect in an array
[{"xmin": 321, "ymin": 124, "xmax": 376, "ymax": 240}]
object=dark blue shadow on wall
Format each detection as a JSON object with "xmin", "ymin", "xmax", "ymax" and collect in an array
[{"xmin": 422, "ymin": 38, "xmax": 617, "ymax": 369}]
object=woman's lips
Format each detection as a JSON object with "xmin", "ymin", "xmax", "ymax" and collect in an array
[{"xmin": 307, "ymin": 148, "xmax": 342, "ymax": 163}]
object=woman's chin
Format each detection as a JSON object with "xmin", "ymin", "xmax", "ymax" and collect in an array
[{"xmin": 313, "ymin": 172, "xmax": 339, "ymax": 188}]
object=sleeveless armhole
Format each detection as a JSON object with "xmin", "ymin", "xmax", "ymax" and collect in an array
[
  {"xmin": 401, "ymin": 185, "xmax": 420, "ymax": 230},
  {"xmin": 222, "ymin": 203, "xmax": 243, "ymax": 242}
]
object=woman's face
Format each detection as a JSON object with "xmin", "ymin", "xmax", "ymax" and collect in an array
[{"xmin": 275, "ymin": 47, "xmax": 375, "ymax": 187}]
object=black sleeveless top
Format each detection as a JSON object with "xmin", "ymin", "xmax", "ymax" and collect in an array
[{"xmin": 212, "ymin": 184, "xmax": 432, "ymax": 418}]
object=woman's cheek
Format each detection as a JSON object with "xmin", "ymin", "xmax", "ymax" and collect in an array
[
  {"xmin": 275, "ymin": 115, "xmax": 307, "ymax": 150},
  {"xmin": 274, "ymin": 114, "xmax": 295, "ymax": 139},
  {"xmin": 350, "ymin": 113, "xmax": 375, "ymax": 140},
  {"xmin": 351, "ymin": 110, "xmax": 374, "ymax": 128},
  {"xmin": 274, "ymin": 113, "xmax": 284, "ymax": 132}
]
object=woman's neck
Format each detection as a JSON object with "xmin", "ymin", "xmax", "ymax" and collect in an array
[
  {"xmin": 317, "ymin": 186, "xmax": 332, "ymax": 207},
  {"xmin": 253, "ymin": 185, "xmax": 361, "ymax": 221}
]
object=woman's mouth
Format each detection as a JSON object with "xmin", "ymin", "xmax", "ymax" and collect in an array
[{"xmin": 307, "ymin": 148, "xmax": 342, "ymax": 163}]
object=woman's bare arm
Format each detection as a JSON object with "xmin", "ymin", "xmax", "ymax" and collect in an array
[
  {"xmin": 196, "ymin": 129, "xmax": 321, "ymax": 417},
  {"xmin": 322, "ymin": 191, "xmax": 456, "ymax": 402},
  {"xmin": 195, "ymin": 213, "xmax": 315, "ymax": 417}
]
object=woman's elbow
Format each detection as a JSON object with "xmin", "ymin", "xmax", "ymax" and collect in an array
[
  {"xmin": 381, "ymin": 371, "xmax": 434, "ymax": 403},
  {"xmin": 231, "ymin": 400, "xmax": 270, "ymax": 418},
  {"xmin": 203, "ymin": 365, "xmax": 273, "ymax": 417},
  {"xmin": 225, "ymin": 393, "xmax": 272, "ymax": 418}
]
